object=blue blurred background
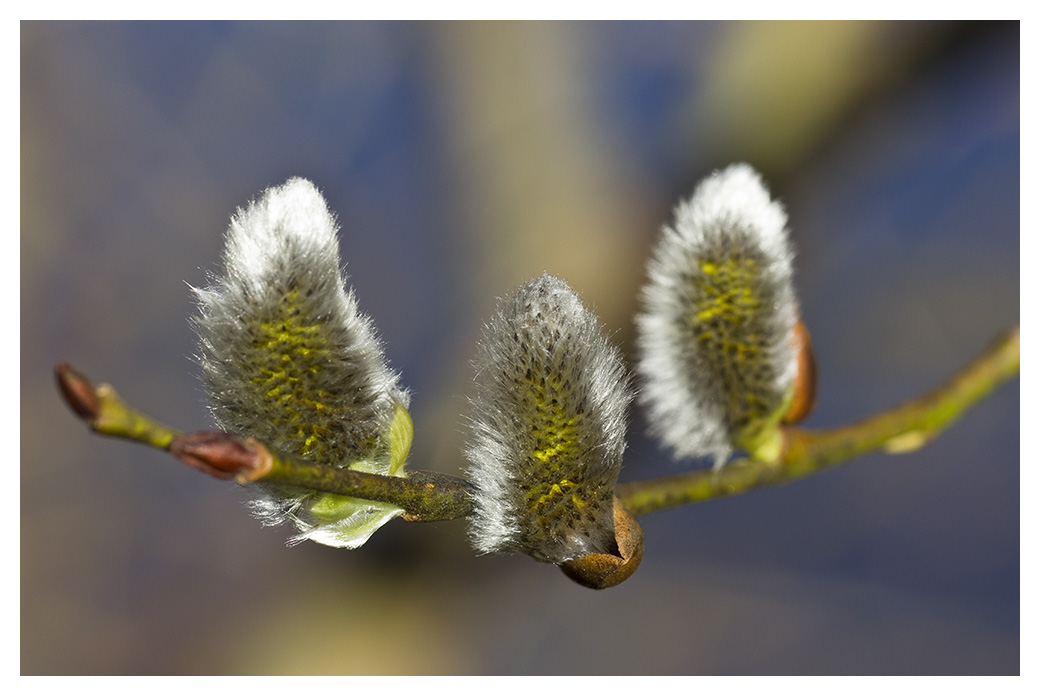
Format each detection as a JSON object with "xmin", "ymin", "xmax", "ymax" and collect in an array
[{"xmin": 22, "ymin": 21, "xmax": 1019, "ymax": 674}]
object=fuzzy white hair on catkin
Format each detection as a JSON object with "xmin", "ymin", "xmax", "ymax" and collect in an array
[
  {"xmin": 465, "ymin": 274, "xmax": 632, "ymax": 564},
  {"xmin": 636, "ymin": 163, "xmax": 798, "ymax": 467},
  {"xmin": 192, "ymin": 177, "xmax": 409, "ymax": 548}
]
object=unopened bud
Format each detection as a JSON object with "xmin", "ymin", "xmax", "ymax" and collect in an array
[
  {"xmin": 169, "ymin": 431, "xmax": 272, "ymax": 482},
  {"xmin": 55, "ymin": 363, "xmax": 101, "ymax": 422}
]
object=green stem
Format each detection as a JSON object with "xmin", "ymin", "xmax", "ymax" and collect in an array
[
  {"xmin": 57, "ymin": 325, "xmax": 1019, "ymax": 523},
  {"xmin": 55, "ymin": 363, "xmax": 474, "ymax": 521},
  {"xmin": 617, "ymin": 326, "xmax": 1020, "ymax": 516},
  {"xmin": 264, "ymin": 452, "xmax": 474, "ymax": 521},
  {"xmin": 56, "ymin": 364, "xmax": 180, "ymax": 449}
]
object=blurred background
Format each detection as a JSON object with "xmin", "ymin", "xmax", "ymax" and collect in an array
[{"xmin": 21, "ymin": 21, "xmax": 1019, "ymax": 674}]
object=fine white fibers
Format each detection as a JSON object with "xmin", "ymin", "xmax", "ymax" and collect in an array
[
  {"xmin": 193, "ymin": 177, "xmax": 408, "ymax": 547},
  {"xmin": 465, "ymin": 274, "xmax": 632, "ymax": 564},
  {"xmin": 636, "ymin": 163, "xmax": 798, "ymax": 465}
]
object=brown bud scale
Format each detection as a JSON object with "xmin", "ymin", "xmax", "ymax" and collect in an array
[
  {"xmin": 559, "ymin": 497, "xmax": 644, "ymax": 590},
  {"xmin": 55, "ymin": 363, "xmax": 101, "ymax": 421},
  {"xmin": 783, "ymin": 320, "xmax": 817, "ymax": 424},
  {"xmin": 169, "ymin": 431, "xmax": 268, "ymax": 481}
]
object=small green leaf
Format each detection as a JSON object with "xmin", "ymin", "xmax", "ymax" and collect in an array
[
  {"xmin": 302, "ymin": 493, "xmax": 404, "ymax": 549},
  {"xmin": 388, "ymin": 403, "xmax": 413, "ymax": 477}
]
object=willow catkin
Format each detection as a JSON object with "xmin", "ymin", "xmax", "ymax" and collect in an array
[
  {"xmin": 466, "ymin": 275, "xmax": 632, "ymax": 564},
  {"xmin": 193, "ymin": 177, "xmax": 410, "ymax": 547},
  {"xmin": 636, "ymin": 163, "xmax": 799, "ymax": 465}
]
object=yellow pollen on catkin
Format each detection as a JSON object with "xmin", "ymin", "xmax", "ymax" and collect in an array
[
  {"xmin": 532, "ymin": 479, "xmax": 577, "ymax": 510},
  {"xmin": 688, "ymin": 255, "xmax": 776, "ymax": 429},
  {"xmin": 521, "ymin": 355, "xmax": 592, "ymax": 524},
  {"xmin": 248, "ymin": 289, "xmax": 338, "ymax": 459}
]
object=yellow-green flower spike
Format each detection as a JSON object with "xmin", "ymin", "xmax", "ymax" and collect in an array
[
  {"xmin": 465, "ymin": 274, "xmax": 632, "ymax": 564},
  {"xmin": 636, "ymin": 163, "xmax": 800, "ymax": 466},
  {"xmin": 193, "ymin": 177, "xmax": 410, "ymax": 548}
]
